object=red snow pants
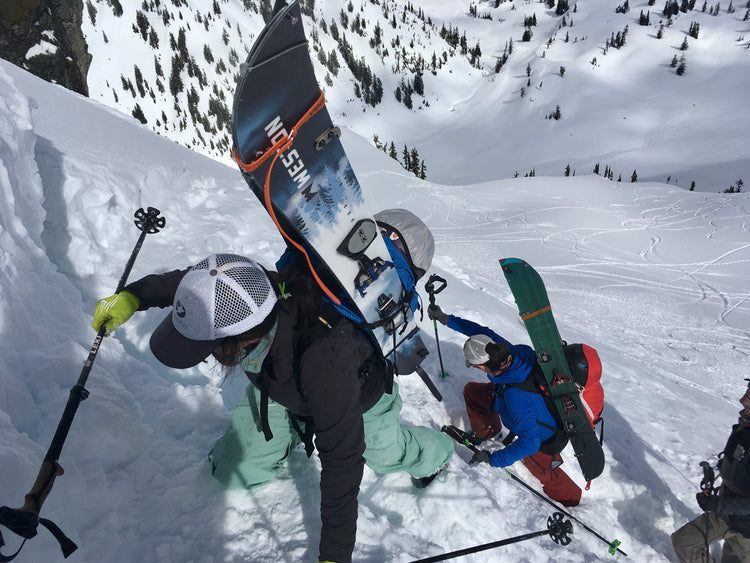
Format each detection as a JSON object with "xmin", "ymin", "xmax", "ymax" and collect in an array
[{"xmin": 463, "ymin": 382, "xmax": 582, "ymax": 507}]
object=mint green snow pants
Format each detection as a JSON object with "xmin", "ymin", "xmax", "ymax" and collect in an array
[{"xmin": 209, "ymin": 381, "xmax": 454, "ymax": 489}]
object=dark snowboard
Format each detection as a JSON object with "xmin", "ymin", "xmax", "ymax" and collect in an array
[{"xmin": 231, "ymin": 1, "xmax": 424, "ymax": 370}]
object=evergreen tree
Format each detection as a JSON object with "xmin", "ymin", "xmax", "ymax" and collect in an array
[
  {"xmin": 413, "ymin": 73, "xmax": 424, "ymax": 96},
  {"xmin": 388, "ymin": 142, "xmax": 398, "ymax": 160},
  {"xmin": 404, "ymin": 85, "xmax": 413, "ymax": 109},
  {"xmin": 631, "ymin": 169, "xmax": 638, "ymax": 182},
  {"xmin": 410, "ymin": 148, "xmax": 420, "ymax": 175},
  {"xmin": 169, "ymin": 55, "xmax": 184, "ymax": 96},
  {"xmin": 132, "ymin": 103, "xmax": 147, "ymax": 124}
]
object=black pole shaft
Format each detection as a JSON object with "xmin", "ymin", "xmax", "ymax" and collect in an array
[
  {"xmin": 425, "ymin": 275, "xmax": 447, "ymax": 377},
  {"xmin": 19, "ymin": 208, "xmax": 164, "ymax": 517},
  {"xmin": 44, "ymin": 227, "xmax": 149, "ymax": 463},
  {"xmin": 432, "ymin": 317, "xmax": 446, "ymax": 376},
  {"xmin": 411, "ymin": 529, "xmax": 551, "ymax": 563}
]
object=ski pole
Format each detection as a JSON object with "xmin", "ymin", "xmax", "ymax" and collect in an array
[
  {"xmin": 0, "ymin": 207, "xmax": 165, "ymax": 562},
  {"xmin": 415, "ymin": 365, "xmax": 442, "ymax": 402},
  {"xmin": 501, "ymin": 468, "xmax": 626, "ymax": 556},
  {"xmin": 410, "ymin": 512, "xmax": 572, "ymax": 563},
  {"xmin": 445, "ymin": 426, "xmax": 627, "ymax": 557},
  {"xmin": 424, "ymin": 274, "xmax": 448, "ymax": 377}
]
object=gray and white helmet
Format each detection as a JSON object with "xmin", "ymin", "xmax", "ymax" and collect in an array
[{"xmin": 463, "ymin": 334, "xmax": 494, "ymax": 368}]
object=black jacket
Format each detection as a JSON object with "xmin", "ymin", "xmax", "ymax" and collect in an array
[{"xmin": 125, "ymin": 269, "xmax": 384, "ymax": 563}]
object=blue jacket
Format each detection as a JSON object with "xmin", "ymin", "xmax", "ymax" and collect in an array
[{"xmin": 447, "ymin": 315, "xmax": 558, "ymax": 467}]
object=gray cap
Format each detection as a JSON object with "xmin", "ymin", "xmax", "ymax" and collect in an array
[
  {"xmin": 374, "ymin": 208, "xmax": 434, "ymax": 280},
  {"xmin": 463, "ymin": 334, "xmax": 494, "ymax": 368},
  {"xmin": 150, "ymin": 254, "xmax": 277, "ymax": 368}
]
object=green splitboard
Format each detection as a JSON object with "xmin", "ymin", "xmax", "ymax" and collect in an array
[{"xmin": 500, "ymin": 258, "xmax": 605, "ymax": 482}]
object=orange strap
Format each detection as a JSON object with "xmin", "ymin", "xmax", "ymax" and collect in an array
[
  {"xmin": 232, "ymin": 91, "xmax": 326, "ymax": 174},
  {"xmin": 232, "ymin": 91, "xmax": 340, "ymax": 304},
  {"xmin": 520, "ymin": 304, "xmax": 551, "ymax": 321}
]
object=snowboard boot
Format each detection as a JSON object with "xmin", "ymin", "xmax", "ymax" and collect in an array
[{"xmin": 411, "ymin": 466, "xmax": 444, "ymax": 489}]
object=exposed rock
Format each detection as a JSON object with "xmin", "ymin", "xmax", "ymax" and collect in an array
[{"xmin": 0, "ymin": 0, "xmax": 92, "ymax": 96}]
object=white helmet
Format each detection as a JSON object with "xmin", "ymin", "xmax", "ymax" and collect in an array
[{"xmin": 463, "ymin": 334, "xmax": 494, "ymax": 368}]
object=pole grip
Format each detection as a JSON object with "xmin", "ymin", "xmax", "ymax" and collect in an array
[{"xmin": 19, "ymin": 461, "xmax": 64, "ymax": 516}]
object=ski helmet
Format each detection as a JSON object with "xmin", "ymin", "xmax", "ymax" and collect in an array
[
  {"xmin": 374, "ymin": 209, "xmax": 434, "ymax": 280},
  {"xmin": 463, "ymin": 334, "xmax": 494, "ymax": 368},
  {"xmin": 150, "ymin": 254, "xmax": 278, "ymax": 368}
]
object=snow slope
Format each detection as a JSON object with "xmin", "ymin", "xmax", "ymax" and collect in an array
[
  {"xmin": 74, "ymin": 0, "xmax": 750, "ymax": 192},
  {"xmin": 1, "ymin": 58, "xmax": 749, "ymax": 562}
]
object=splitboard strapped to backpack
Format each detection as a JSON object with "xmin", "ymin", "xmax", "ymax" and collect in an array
[
  {"xmin": 499, "ymin": 258, "xmax": 605, "ymax": 483},
  {"xmin": 230, "ymin": 0, "xmax": 431, "ymax": 378}
]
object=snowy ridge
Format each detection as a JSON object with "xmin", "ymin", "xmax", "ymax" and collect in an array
[
  {"xmin": 1, "ymin": 56, "xmax": 749, "ymax": 562},
  {"xmin": 72, "ymin": 0, "xmax": 750, "ymax": 192}
]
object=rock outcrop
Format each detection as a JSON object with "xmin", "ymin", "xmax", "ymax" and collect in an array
[{"xmin": 0, "ymin": 0, "xmax": 91, "ymax": 96}]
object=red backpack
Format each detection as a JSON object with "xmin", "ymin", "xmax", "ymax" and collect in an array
[
  {"xmin": 501, "ymin": 342, "xmax": 605, "ymax": 454},
  {"xmin": 563, "ymin": 343, "xmax": 605, "ymax": 432}
]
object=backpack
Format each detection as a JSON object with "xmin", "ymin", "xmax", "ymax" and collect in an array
[
  {"xmin": 501, "ymin": 343, "xmax": 605, "ymax": 455},
  {"xmin": 256, "ymin": 266, "xmax": 392, "ymax": 454},
  {"xmin": 278, "ymin": 208, "xmax": 435, "ymax": 375},
  {"xmin": 717, "ymin": 424, "xmax": 750, "ymax": 536},
  {"xmin": 374, "ymin": 208, "xmax": 434, "ymax": 282},
  {"xmin": 563, "ymin": 343, "xmax": 604, "ymax": 430}
]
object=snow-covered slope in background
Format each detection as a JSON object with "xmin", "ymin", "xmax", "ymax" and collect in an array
[
  {"xmin": 1, "ymin": 57, "xmax": 749, "ymax": 562},
  {"xmin": 75, "ymin": 0, "xmax": 750, "ymax": 192}
]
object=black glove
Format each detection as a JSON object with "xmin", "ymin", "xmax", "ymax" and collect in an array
[
  {"xmin": 696, "ymin": 492, "xmax": 719, "ymax": 512},
  {"xmin": 427, "ymin": 304, "xmax": 449, "ymax": 326},
  {"xmin": 469, "ymin": 449, "xmax": 492, "ymax": 466}
]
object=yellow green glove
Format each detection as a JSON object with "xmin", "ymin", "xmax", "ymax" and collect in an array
[{"xmin": 92, "ymin": 291, "xmax": 140, "ymax": 335}]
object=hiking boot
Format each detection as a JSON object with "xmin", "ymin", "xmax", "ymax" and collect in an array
[{"xmin": 411, "ymin": 467, "xmax": 444, "ymax": 489}]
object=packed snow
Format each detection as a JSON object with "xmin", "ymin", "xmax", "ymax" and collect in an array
[{"xmin": 1, "ymin": 56, "xmax": 749, "ymax": 562}]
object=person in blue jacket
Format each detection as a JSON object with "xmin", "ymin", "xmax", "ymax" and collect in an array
[{"xmin": 429, "ymin": 305, "xmax": 582, "ymax": 506}]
